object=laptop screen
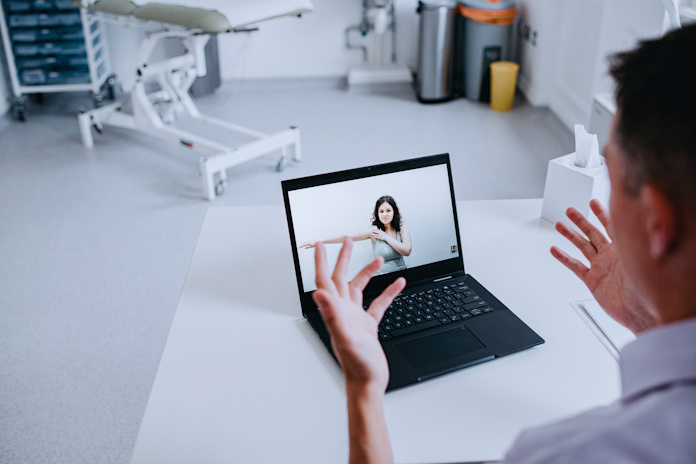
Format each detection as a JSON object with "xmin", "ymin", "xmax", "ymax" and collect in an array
[{"xmin": 284, "ymin": 156, "xmax": 461, "ymax": 294}]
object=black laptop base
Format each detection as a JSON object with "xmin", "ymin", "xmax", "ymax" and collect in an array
[{"xmin": 306, "ymin": 273, "xmax": 544, "ymax": 391}]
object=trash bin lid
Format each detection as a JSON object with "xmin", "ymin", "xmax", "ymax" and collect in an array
[
  {"xmin": 460, "ymin": 0, "xmax": 515, "ymax": 10},
  {"xmin": 419, "ymin": 0, "xmax": 457, "ymax": 10},
  {"xmin": 459, "ymin": 0, "xmax": 516, "ymax": 25}
]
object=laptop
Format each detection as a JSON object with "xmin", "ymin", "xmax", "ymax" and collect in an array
[{"xmin": 282, "ymin": 154, "xmax": 544, "ymax": 391}]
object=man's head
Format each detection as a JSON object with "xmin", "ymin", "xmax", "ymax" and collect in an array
[
  {"xmin": 605, "ymin": 24, "xmax": 696, "ymax": 322},
  {"xmin": 608, "ymin": 24, "xmax": 696, "ymax": 211}
]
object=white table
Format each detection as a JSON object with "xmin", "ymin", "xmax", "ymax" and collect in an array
[{"xmin": 130, "ymin": 199, "xmax": 620, "ymax": 464}]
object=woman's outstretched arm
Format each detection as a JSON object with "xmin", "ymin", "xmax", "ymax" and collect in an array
[{"xmin": 300, "ymin": 229, "xmax": 373, "ymax": 249}]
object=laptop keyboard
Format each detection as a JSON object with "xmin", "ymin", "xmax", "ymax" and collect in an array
[{"xmin": 367, "ymin": 280, "xmax": 494, "ymax": 341}]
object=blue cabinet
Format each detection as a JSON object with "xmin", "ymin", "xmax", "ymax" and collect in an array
[{"xmin": 0, "ymin": 0, "xmax": 112, "ymax": 119}]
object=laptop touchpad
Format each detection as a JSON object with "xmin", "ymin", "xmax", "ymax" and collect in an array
[{"xmin": 395, "ymin": 326, "xmax": 485, "ymax": 370}]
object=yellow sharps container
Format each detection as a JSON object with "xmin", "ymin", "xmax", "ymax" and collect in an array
[{"xmin": 489, "ymin": 61, "xmax": 519, "ymax": 111}]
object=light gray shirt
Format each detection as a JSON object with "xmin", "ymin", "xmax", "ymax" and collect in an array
[
  {"xmin": 503, "ymin": 317, "xmax": 696, "ymax": 464},
  {"xmin": 372, "ymin": 231, "xmax": 406, "ymax": 275}
]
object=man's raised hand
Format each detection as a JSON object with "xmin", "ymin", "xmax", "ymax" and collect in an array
[
  {"xmin": 312, "ymin": 238, "xmax": 406, "ymax": 391},
  {"xmin": 551, "ymin": 200, "xmax": 656, "ymax": 333}
]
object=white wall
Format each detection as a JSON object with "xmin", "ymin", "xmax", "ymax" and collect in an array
[
  {"xmin": 515, "ymin": 0, "xmax": 561, "ymax": 107},
  {"xmin": 516, "ymin": 0, "xmax": 665, "ymax": 130},
  {"xmin": 550, "ymin": 0, "xmax": 608, "ymax": 129},
  {"xmin": 219, "ymin": 0, "xmax": 417, "ymax": 79},
  {"xmin": 590, "ymin": 0, "xmax": 665, "ymax": 96},
  {"xmin": 106, "ymin": 0, "xmax": 421, "ymax": 81}
]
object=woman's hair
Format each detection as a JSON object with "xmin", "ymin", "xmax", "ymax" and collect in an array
[{"xmin": 372, "ymin": 195, "xmax": 402, "ymax": 233}]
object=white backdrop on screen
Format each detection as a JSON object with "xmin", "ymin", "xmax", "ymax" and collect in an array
[{"xmin": 288, "ymin": 164, "xmax": 459, "ymax": 292}]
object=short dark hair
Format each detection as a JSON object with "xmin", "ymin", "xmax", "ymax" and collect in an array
[
  {"xmin": 372, "ymin": 196, "xmax": 402, "ymax": 233},
  {"xmin": 608, "ymin": 24, "xmax": 696, "ymax": 211}
]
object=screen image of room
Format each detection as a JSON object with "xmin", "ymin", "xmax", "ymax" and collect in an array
[{"xmin": 288, "ymin": 163, "xmax": 460, "ymax": 293}]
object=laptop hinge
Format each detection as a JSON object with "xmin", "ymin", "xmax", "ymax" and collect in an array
[
  {"xmin": 364, "ymin": 271, "xmax": 466, "ymax": 301},
  {"xmin": 411, "ymin": 270, "xmax": 465, "ymax": 287}
]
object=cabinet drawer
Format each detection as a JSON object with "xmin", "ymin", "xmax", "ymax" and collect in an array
[
  {"xmin": 16, "ymin": 56, "xmax": 58, "ymax": 68},
  {"xmin": 37, "ymin": 13, "xmax": 62, "ymax": 26},
  {"xmin": 13, "ymin": 43, "xmax": 40, "ymax": 55},
  {"xmin": 61, "ymin": 41, "xmax": 85, "ymax": 54},
  {"xmin": 36, "ymin": 12, "xmax": 80, "ymax": 26},
  {"xmin": 9, "ymin": 14, "xmax": 39, "ymax": 27},
  {"xmin": 6, "ymin": 1, "xmax": 32, "ymax": 12},
  {"xmin": 20, "ymin": 68, "xmax": 47, "ymax": 85},
  {"xmin": 32, "ymin": 0, "xmax": 54, "ymax": 10},
  {"xmin": 11, "ymin": 29, "xmax": 40, "ymax": 41},
  {"xmin": 55, "ymin": 0, "xmax": 75, "ymax": 9},
  {"xmin": 46, "ymin": 69, "xmax": 90, "ymax": 84}
]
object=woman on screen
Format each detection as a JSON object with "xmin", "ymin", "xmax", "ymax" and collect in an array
[{"xmin": 300, "ymin": 195, "xmax": 412, "ymax": 274}]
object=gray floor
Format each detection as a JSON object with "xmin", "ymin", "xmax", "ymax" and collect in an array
[{"xmin": 0, "ymin": 80, "xmax": 572, "ymax": 464}]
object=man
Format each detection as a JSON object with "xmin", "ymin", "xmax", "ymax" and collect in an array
[{"xmin": 311, "ymin": 23, "xmax": 696, "ymax": 464}]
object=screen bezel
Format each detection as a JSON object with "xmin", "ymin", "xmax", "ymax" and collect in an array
[{"xmin": 282, "ymin": 153, "xmax": 465, "ymax": 315}]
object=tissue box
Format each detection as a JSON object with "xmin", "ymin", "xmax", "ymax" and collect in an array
[{"xmin": 541, "ymin": 153, "xmax": 611, "ymax": 232}]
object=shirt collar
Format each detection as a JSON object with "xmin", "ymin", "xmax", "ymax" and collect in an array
[{"xmin": 620, "ymin": 317, "xmax": 696, "ymax": 402}]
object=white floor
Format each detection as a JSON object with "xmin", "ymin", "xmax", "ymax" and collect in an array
[{"xmin": 0, "ymin": 80, "xmax": 572, "ymax": 464}]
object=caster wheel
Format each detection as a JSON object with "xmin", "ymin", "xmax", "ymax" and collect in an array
[
  {"xmin": 106, "ymin": 76, "xmax": 116, "ymax": 101},
  {"xmin": 13, "ymin": 99, "xmax": 27, "ymax": 122},
  {"xmin": 93, "ymin": 123, "xmax": 103, "ymax": 134},
  {"xmin": 276, "ymin": 159, "xmax": 286, "ymax": 172},
  {"xmin": 93, "ymin": 93, "xmax": 104, "ymax": 108},
  {"xmin": 215, "ymin": 181, "xmax": 226, "ymax": 196}
]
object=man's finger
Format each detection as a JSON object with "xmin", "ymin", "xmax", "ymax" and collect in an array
[
  {"xmin": 351, "ymin": 257, "xmax": 384, "ymax": 290},
  {"xmin": 332, "ymin": 238, "xmax": 353, "ymax": 295},
  {"xmin": 589, "ymin": 200, "xmax": 613, "ymax": 240},
  {"xmin": 566, "ymin": 207, "xmax": 610, "ymax": 248},
  {"xmin": 349, "ymin": 257, "xmax": 384, "ymax": 294},
  {"xmin": 555, "ymin": 221, "xmax": 598, "ymax": 260},
  {"xmin": 368, "ymin": 277, "xmax": 407, "ymax": 323},
  {"xmin": 314, "ymin": 243, "xmax": 336, "ymax": 293},
  {"xmin": 348, "ymin": 257, "xmax": 383, "ymax": 302},
  {"xmin": 313, "ymin": 289, "xmax": 340, "ymax": 329},
  {"xmin": 550, "ymin": 246, "xmax": 589, "ymax": 282}
]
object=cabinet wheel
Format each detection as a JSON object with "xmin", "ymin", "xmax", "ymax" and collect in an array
[{"xmin": 215, "ymin": 181, "xmax": 226, "ymax": 196}]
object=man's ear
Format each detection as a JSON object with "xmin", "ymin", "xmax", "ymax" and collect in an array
[{"xmin": 640, "ymin": 185, "xmax": 678, "ymax": 259}]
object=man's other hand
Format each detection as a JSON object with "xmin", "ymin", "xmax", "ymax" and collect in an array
[
  {"xmin": 312, "ymin": 238, "xmax": 406, "ymax": 392},
  {"xmin": 550, "ymin": 200, "xmax": 657, "ymax": 334}
]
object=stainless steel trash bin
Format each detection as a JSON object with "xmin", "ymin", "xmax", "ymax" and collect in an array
[
  {"xmin": 416, "ymin": 0, "xmax": 457, "ymax": 103},
  {"xmin": 459, "ymin": 0, "xmax": 516, "ymax": 102}
]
